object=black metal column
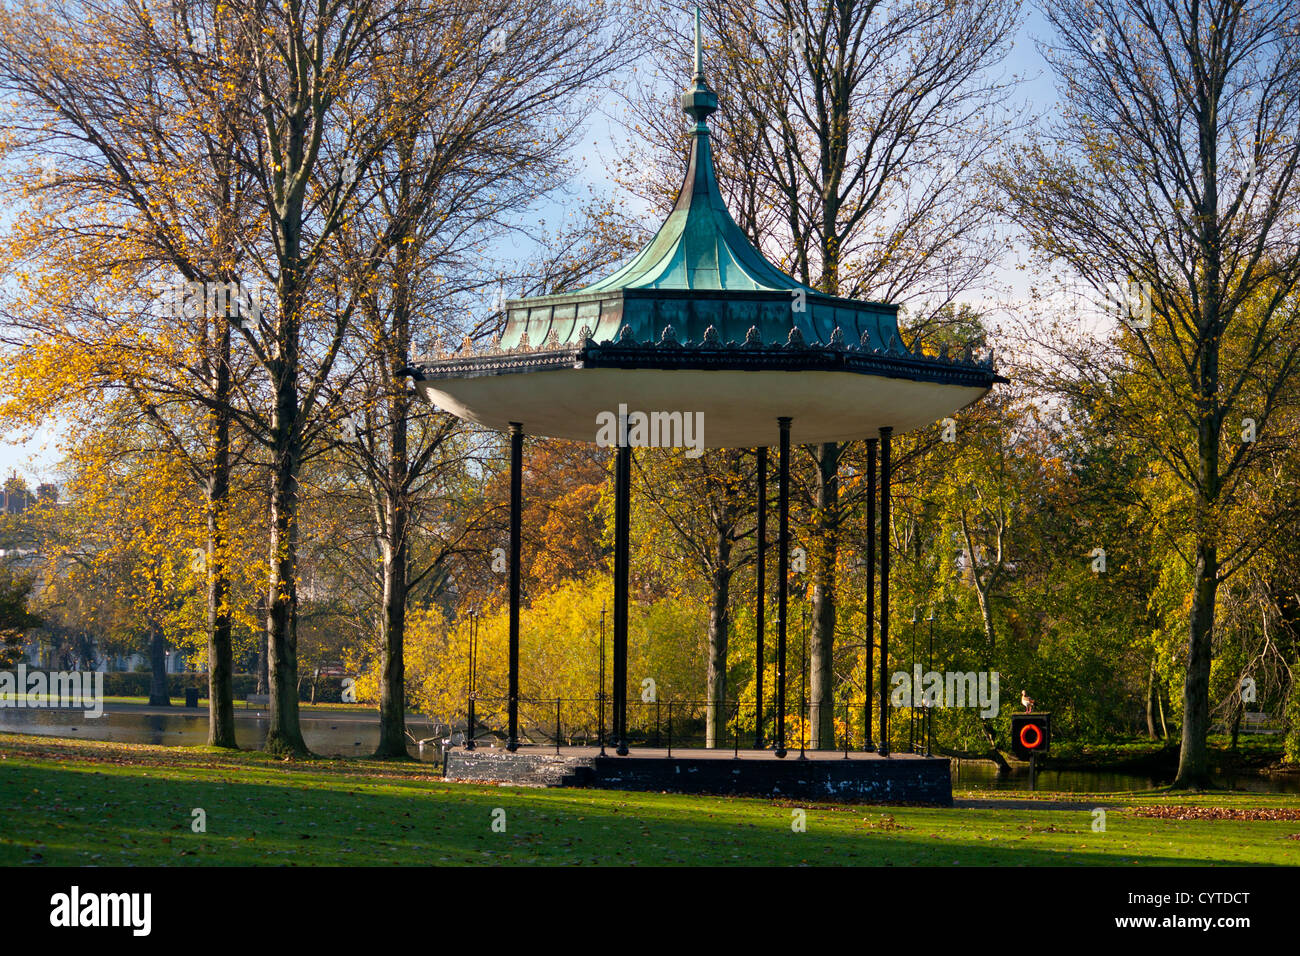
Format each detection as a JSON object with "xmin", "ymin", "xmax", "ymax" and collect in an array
[
  {"xmin": 466, "ymin": 610, "xmax": 478, "ymax": 750},
  {"xmin": 775, "ymin": 417, "xmax": 791, "ymax": 759},
  {"xmin": 507, "ymin": 423, "xmax": 523, "ymax": 752},
  {"xmin": 613, "ymin": 443, "xmax": 631, "ymax": 755},
  {"xmin": 878, "ymin": 426, "xmax": 892, "ymax": 757},
  {"xmin": 755, "ymin": 446, "xmax": 767, "ymax": 749},
  {"xmin": 925, "ymin": 609, "xmax": 935, "ymax": 757},
  {"xmin": 864, "ymin": 437, "xmax": 876, "ymax": 751}
]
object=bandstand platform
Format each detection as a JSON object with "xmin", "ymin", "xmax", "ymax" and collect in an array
[{"xmin": 443, "ymin": 745, "xmax": 953, "ymax": 805}]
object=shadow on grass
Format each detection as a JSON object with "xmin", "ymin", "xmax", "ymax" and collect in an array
[{"xmin": 4, "ymin": 750, "xmax": 1294, "ymax": 866}]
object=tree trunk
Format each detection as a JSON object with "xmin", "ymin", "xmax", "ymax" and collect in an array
[
  {"xmin": 1172, "ymin": 298, "xmax": 1222, "ymax": 787},
  {"xmin": 1173, "ymin": 539, "xmax": 1218, "ymax": 787},
  {"xmin": 1157, "ymin": 677, "xmax": 1169, "ymax": 740},
  {"xmin": 705, "ymin": 529, "xmax": 733, "ymax": 749},
  {"xmin": 966, "ymin": 537, "xmax": 1008, "ymax": 770},
  {"xmin": 375, "ymin": 388, "xmax": 411, "ymax": 758},
  {"xmin": 1146, "ymin": 655, "xmax": 1158, "ymax": 739},
  {"xmin": 206, "ymin": 323, "xmax": 236, "ymax": 748},
  {"xmin": 264, "ymin": 340, "xmax": 308, "ymax": 755},
  {"xmin": 374, "ymin": 255, "xmax": 415, "ymax": 758},
  {"xmin": 148, "ymin": 623, "xmax": 169, "ymax": 706},
  {"xmin": 809, "ymin": 441, "xmax": 839, "ymax": 749},
  {"xmin": 375, "ymin": 536, "xmax": 410, "ymax": 756},
  {"xmin": 981, "ymin": 719, "xmax": 1011, "ymax": 772},
  {"xmin": 256, "ymin": 643, "xmax": 268, "ymax": 697},
  {"xmin": 1172, "ymin": 127, "xmax": 1224, "ymax": 788}
]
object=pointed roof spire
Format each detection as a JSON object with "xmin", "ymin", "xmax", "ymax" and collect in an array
[
  {"xmin": 694, "ymin": 4, "xmax": 703, "ymax": 77},
  {"xmin": 681, "ymin": 6, "xmax": 717, "ymax": 127},
  {"xmin": 575, "ymin": 8, "xmax": 801, "ymax": 294}
]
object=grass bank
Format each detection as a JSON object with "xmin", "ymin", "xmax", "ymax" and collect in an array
[{"xmin": 2, "ymin": 734, "xmax": 1298, "ymax": 866}]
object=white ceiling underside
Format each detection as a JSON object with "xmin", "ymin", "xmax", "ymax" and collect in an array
[{"xmin": 418, "ymin": 367, "xmax": 989, "ymax": 447}]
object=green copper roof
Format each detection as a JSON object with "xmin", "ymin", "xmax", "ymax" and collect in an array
[
  {"xmin": 579, "ymin": 91, "xmax": 812, "ymax": 293},
  {"xmin": 578, "ymin": 130, "xmax": 813, "ymax": 293},
  {"xmin": 493, "ymin": 11, "xmax": 905, "ymax": 354},
  {"xmin": 581, "ymin": 10, "xmax": 814, "ymax": 293}
]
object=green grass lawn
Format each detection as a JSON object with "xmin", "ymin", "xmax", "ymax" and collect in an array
[{"xmin": 2, "ymin": 733, "xmax": 1298, "ymax": 866}]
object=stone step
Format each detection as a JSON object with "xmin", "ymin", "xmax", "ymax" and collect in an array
[{"xmin": 444, "ymin": 749, "xmax": 598, "ymax": 788}]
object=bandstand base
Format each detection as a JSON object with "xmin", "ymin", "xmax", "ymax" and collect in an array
[{"xmin": 443, "ymin": 746, "xmax": 952, "ymax": 806}]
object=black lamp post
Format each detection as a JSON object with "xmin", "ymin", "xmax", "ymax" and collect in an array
[
  {"xmin": 877, "ymin": 426, "xmax": 892, "ymax": 757},
  {"xmin": 599, "ymin": 603, "xmax": 607, "ymax": 757},
  {"xmin": 799, "ymin": 592, "xmax": 808, "ymax": 760},
  {"xmin": 613, "ymin": 444, "xmax": 631, "ymax": 756}
]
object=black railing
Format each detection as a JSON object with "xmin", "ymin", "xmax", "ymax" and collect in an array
[{"xmin": 461, "ymin": 695, "xmax": 941, "ymax": 755}]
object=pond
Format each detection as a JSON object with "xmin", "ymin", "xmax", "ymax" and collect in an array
[
  {"xmin": 951, "ymin": 759, "xmax": 1300, "ymax": 794},
  {"xmin": 0, "ymin": 707, "xmax": 445, "ymax": 761}
]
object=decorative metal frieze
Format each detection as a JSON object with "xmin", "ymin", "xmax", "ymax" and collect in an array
[{"xmin": 412, "ymin": 337, "xmax": 1004, "ymax": 388}]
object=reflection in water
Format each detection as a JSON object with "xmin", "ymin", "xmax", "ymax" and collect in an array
[
  {"xmin": 0, "ymin": 708, "xmax": 442, "ymax": 762},
  {"xmin": 951, "ymin": 759, "xmax": 1300, "ymax": 794}
]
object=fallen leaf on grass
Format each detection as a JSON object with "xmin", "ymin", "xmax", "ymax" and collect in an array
[{"xmin": 1130, "ymin": 805, "xmax": 1300, "ymax": 821}]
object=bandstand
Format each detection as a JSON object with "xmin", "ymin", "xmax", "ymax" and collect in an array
[{"xmin": 410, "ymin": 12, "xmax": 1001, "ymax": 803}]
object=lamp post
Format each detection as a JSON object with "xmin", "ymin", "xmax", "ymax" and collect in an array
[
  {"xmin": 466, "ymin": 609, "xmax": 478, "ymax": 750},
  {"xmin": 599, "ymin": 603, "xmax": 607, "ymax": 757},
  {"xmin": 800, "ymin": 593, "xmax": 808, "ymax": 760}
]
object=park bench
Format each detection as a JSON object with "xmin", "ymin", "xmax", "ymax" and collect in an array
[{"xmin": 244, "ymin": 694, "xmax": 270, "ymax": 708}]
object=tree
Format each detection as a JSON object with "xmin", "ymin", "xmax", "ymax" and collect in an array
[
  {"xmin": 632, "ymin": 447, "xmax": 754, "ymax": 746},
  {"xmin": 995, "ymin": 0, "xmax": 1300, "ymax": 786},
  {"xmin": 23, "ymin": 418, "xmax": 216, "ymax": 697},
  {"xmin": 0, "ymin": 0, "xmax": 280, "ymax": 743},
  {"xmin": 320, "ymin": 6, "xmax": 636, "ymax": 754},
  {"xmin": 0, "ymin": 565, "xmax": 41, "ymax": 667},
  {"xmin": 0, "ymin": 0, "xmax": 634, "ymax": 754}
]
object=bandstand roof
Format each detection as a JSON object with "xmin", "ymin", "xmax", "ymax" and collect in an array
[{"xmin": 411, "ymin": 14, "xmax": 1002, "ymax": 448}]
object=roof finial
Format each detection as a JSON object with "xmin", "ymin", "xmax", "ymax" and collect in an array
[
  {"xmin": 681, "ymin": 6, "xmax": 717, "ymax": 126},
  {"xmin": 694, "ymin": 5, "xmax": 703, "ymax": 76}
]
